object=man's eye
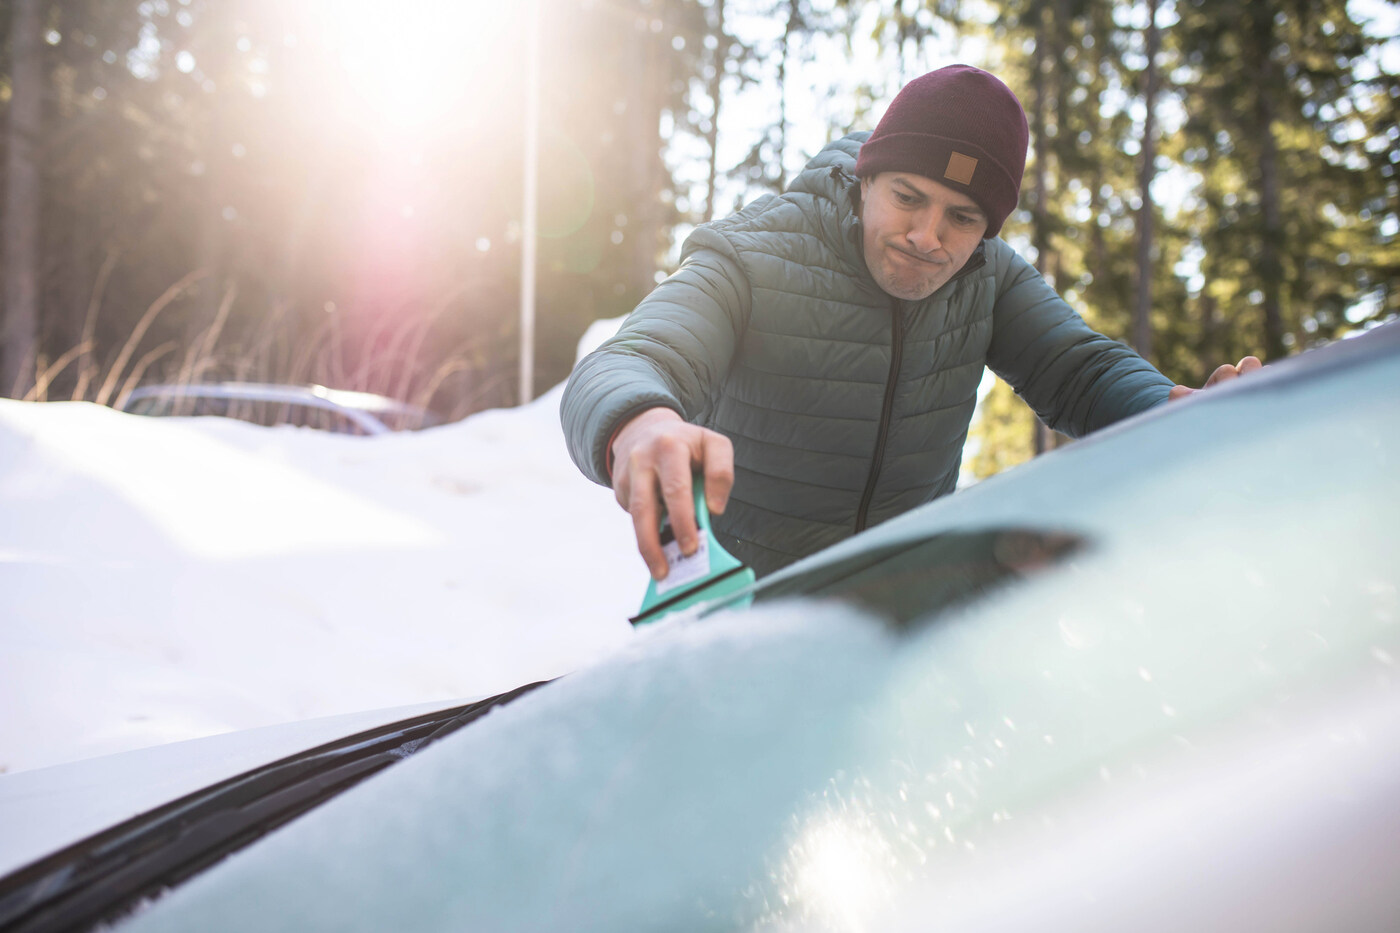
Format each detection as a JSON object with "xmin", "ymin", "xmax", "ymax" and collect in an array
[
  {"xmin": 893, "ymin": 191, "xmax": 916, "ymax": 205},
  {"xmin": 953, "ymin": 212, "xmax": 977, "ymax": 225}
]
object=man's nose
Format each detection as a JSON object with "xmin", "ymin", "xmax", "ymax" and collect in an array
[{"xmin": 905, "ymin": 209, "xmax": 944, "ymax": 253}]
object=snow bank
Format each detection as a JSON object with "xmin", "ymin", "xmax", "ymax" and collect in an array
[{"xmin": 0, "ymin": 319, "xmax": 641, "ymax": 773}]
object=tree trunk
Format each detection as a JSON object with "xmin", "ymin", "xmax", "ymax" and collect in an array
[
  {"xmin": 1256, "ymin": 80, "xmax": 1285, "ymax": 360},
  {"xmin": 1030, "ymin": 3, "xmax": 1055, "ymax": 455},
  {"xmin": 626, "ymin": 28, "xmax": 666, "ymax": 302},
  {"xmin": 1239, "ymin": 3, "xmax": 1285, "ymax": 360},
  {"xmin": 775, "ymin": 0, "xmax": 797, "ymax": 193},
  {"xmin": 56, "ymin": 15, "xmax": 95, "ymax": 375},
  {"xmin": 1029, "ymin": 5, "xmax": 1051, "ymax": 283},
  {"xmin": 1199, "ymin": 291, "xmax": 1219, "ymax": 382},
  {"xmin": 703, "ymin": 0, "xmax": 727, "ymax": 223},
  {"xmin": 3, "ymin": 0, "xmax": 44, "ymax": 398},
  {"xmin": 192, "ymin": 30, "xmax": 233, "ymax": 346},
  {"xmin": 1088, "ymin": 167, "xmax": 1108, "ymax": 289},
  {"xmin": 1132, "ymin": 0, "xmax": 1160, "ymax": 362}
]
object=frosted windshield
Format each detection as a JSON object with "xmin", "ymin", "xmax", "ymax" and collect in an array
[{"xmin": 119, "ymin": 344, "xmax": 1400, "ymax": 932}]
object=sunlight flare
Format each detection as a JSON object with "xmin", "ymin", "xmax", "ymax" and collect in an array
[{"xmin": 305, "ymin": 0, "xmax": 523, "ymax": 140}]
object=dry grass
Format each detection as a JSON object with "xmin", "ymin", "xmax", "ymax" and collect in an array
[{"xmin": 17, "ymin": 266, "xmax": 515, "ymax": 428}]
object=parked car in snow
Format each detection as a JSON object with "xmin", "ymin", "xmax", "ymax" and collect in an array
[
  {"xmin": 119, "ymin": 382, "xmax": 440, "ymax": 435},
  {"xmin": 4, "ymin": 322, "xmax": 1398, "ymax": 932}
]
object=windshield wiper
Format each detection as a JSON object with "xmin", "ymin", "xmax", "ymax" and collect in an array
[{"xmin": 0, "ymin": 680, "xmax": 550, "ymax": 933}]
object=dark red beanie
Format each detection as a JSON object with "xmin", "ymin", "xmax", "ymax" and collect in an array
[{"xmin": 854, "ymin": 65, "xmax": 1029, "ymax": 238}]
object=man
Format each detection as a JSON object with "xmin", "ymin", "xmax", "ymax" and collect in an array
[{"xmin": 562, "ymin": 65, "xmax": 1259, "ymax": 581}]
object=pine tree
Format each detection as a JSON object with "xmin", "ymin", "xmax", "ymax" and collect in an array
[{"xmin": 2, "ymin": 0, "xmax": 44, "ymax": 396}]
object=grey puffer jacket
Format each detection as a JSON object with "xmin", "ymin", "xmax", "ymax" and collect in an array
[{"xmin": 562, "ymin": 133, "xmax": 1172, "ymax": 576}]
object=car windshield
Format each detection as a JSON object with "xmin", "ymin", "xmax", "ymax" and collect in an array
[{"xmin": 93, "ymin": 329, "xmax": 1400, "ymax": 932}]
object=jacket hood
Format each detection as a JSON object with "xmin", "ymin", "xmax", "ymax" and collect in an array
[{"xmin": 786, "ymin": 132, "xmax": 870, "ymax": 262}]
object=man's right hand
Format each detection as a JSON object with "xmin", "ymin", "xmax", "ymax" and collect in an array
[{"xmin": 609, "ymin": 407, "xmax": 734, "ymax": 581}]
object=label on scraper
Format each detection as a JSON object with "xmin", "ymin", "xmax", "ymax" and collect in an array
[{"xmin": 655, "ymin": 520, "xmax": 712, "ymax": 597}]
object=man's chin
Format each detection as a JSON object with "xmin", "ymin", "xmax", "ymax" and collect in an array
[
  {"xmin": 872, "ymin": 258, "xmax": 951, "ymax": 301},
  {"xmin": 878, "ymin": 275, "xmax": 946, "ymax": 302}
]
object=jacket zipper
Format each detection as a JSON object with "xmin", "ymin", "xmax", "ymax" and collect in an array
[
  {"xmin": 849, "ymin": 242, "xmax": 986, "ymax": 534},
  {"xmin": 855, "ymin": 299, "xmax": 905, "ymax": 533}
]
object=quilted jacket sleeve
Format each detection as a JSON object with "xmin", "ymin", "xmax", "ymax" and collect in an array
[
  {"xmin": 985, "ymin": 242, "xmax": 1174, "ymax": 437},
  {"xmin": 561, "ymin": 230, "xmax": 752, "ymax": 487}
]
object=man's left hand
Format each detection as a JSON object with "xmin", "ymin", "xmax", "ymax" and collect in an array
[{"xmin": 1168, "ymin": 356, "xmax": 1263, "ymax": 401}]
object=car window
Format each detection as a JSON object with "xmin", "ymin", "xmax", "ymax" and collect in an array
[
  {"xmin": 128, "ymin": 395, "xmax": 373, "ymax": 434},
  {"xmin": 752, "ymin": 527, "xmax": 1085, "ymax": 626}
]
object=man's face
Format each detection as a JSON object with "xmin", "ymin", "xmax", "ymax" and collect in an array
[{"xmin": 859, "ymin": 172, "xmax": 988, "ymax": 301}]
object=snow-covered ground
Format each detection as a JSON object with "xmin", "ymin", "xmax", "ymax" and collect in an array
[{"xmin": 0, "ymin": 320, "xmax": 647, "ymax": 775}]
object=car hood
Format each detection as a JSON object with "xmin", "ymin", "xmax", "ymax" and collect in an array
[{"xmin": 0, "ymin": 698, "xmax": 467, "ymax": 879}]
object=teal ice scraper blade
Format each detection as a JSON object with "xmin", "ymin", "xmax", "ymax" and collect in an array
[{"xmin": 630, "ymin": 479, "xmax": 755, "ymax": 626}]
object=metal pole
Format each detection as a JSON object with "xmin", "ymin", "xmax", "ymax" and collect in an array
[{"xmin": 519, "ymin": 0, "xmax": 540, "ymax": 405}]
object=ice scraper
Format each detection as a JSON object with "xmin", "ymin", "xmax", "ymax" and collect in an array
[{"xmin": 629, "ymin": 478, "xmax": 755, "ymax": 626}]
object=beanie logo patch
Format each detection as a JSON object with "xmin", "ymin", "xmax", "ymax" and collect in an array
[{"xmin": 945, "ymin": 152, "xmax": 978, "ymax": 185}]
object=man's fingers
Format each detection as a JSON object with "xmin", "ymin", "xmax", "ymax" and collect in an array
[
  {"xmin": 656, "ymin": 438, "xmax": 698, "ymax": 556},
  {"xmin": 612, "ymin": 466, "xmax": 631, "ymax": 510},
  {"xmin": 1203, "ymin": 363, "xmax": 1240, "ymax": 388},
  {"xmin": 629, "ymin": 480, "xmax": 667, "ymax": 580},
  {"xmin": 701, "ymin": 430, "xmax": 735, "ymax": 514},
  {"xmin": 1171, "ymin": 354, "xmax": 1263, "ymax": 402},
  {"xmin": 610, "ymin": 412, "xmax": 737, "ymax": 579}
]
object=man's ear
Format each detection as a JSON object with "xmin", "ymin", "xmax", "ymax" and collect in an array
[{"xmin": 860, "ymin": 175, "xmax": 872, "ymax": 197}]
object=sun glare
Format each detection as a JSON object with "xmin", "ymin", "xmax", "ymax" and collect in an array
[
  {"xmin": 304, "ymin": 0, "xmax": 525, "ymax": 140},
  {"xmin": 780, "ymin": 813, "xmax": 896, "ymax": 932}
]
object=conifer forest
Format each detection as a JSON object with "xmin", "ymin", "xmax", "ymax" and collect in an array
[{"xmin": 1, "ymin": 0, "xmax": 1396, "ymax": 471}]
